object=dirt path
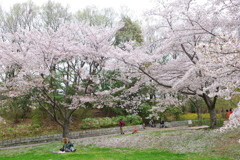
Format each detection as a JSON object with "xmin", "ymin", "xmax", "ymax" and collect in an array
[{"xmin": 0, "ymin": 125, "xmax": 209, "ymax": 150}]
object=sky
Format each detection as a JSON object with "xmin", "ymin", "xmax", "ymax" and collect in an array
[{"xmin": 0, "ymin": 0, "xmax": 155, "ymax": 17}]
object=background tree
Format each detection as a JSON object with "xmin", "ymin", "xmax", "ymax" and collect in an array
[
  {"xmin": 114, "ymin": 16, "xmax": 143, "ymax": 49},
  {"xmin": 0, "ymin": 94, "xmax": 32, "ymax": 123},
  {"xmin": 110, "ymin": 0, "xmax": 240, "ymax": 128},
  {"xmin": 40, "ymin": 0, "xmax": 72, "ymax": 31},
  {"xmin": 74, "ymin": 6, "xmax": 117, "ymax": 27},
  {"xmin": 0, "ymin": 1, "xmax": 38, "ymax": 33},
  {"xmin": 0, "ymin": 23, "xmax": 123, "ymax": 138}
]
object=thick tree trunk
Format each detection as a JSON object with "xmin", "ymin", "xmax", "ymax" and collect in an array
[
  {"xmin": 62, "ymin": 121, "xmax": 70, "ymax": 138},
  {"xmin": 209, "ymin": 107, "xmax": 217, "ymax": 128},
  {"xmin": 201, "ymin": 94, "xmax": 218, "ymax": 129}
]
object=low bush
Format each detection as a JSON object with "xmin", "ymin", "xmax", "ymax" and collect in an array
[
  {"xmin": 180, "ymin": 113, "xmax": 222, "ymax": 120},
  {"xmin": 125, "ymin": 115, "xmax": 142, "ymax": 125},
  {"xmin": 80, "ymin": 115, "xmax": 142, "ymax": 129},
  {"xmin": 98, "ymin": 117, "xmax": 114, "ymax": 127},
  {"xmin": 80, "ymin": 118, "xmax": 100, "ymax": 129},
  {"xmin": 180, "ymin": 113, "xmax": 198, "ymax": 120}
]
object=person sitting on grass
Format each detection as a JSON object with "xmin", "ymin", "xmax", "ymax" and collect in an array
[
  {"xmin": 60, "ymin": 138, "xmax": 76, "ymax": 152},
  {"xmin": 160, "ymin": 120, "xmax": 165, "ymax": 128}
]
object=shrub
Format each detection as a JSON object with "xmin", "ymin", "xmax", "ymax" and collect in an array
[
  {"xmin": 80, "ymin": 118, "xmax": 100, "ymax": 129},
  {"xmin": 30, "ymin": 108, "xmax": 51, "ymax": 126},
  {"xmin": 80, "ymin": 115, "xmax": 142, "ymax": 129},
  {"xmin": 98, "ymin": 117, "xmax": 114, "ymax": 127},
  {"xmin": 180, "ymin": 113, "xmax": 198, "ymax": 120},
  {"xmin": 180, "ymin": 113, "xmax": 222, "ymax": 120},
  {"xmin": 126, "ymin": 115, "xmax": 142, "ymax": 125},
  {"xmin": 166, "ymin": 106, "xmax": 183, "ymax": 121}
]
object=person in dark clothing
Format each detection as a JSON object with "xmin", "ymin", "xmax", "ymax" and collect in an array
[
  {"xmin": 160, "ymin": 120, "xmax": 165, "ymax": 128},
  {"xmin": 149, "ymin": 120, "xmax": 154, "ymax": 127},
  {"xmin": 60, "ymin": 138, "xmax": 76, "ymax": 152}
]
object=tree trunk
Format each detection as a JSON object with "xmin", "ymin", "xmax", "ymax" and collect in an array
[
  {"xmin": 62, "ymin": 121, "xmax": 70, "ymax": 138},
  {"xmin": 201, "ymin": 94, "xmax": 218, "ymax": 129},
  {"xmin": 194, "ymin": 101, "xmax": 202, "ymax": 120},
  {"xmin": 209, "ymin": 107, "xmax": 217, "ymax": 128},
  {"xmin": 189, "ymin": 97, "xmax": 202, "ymax": 120},
  {"xmin": 197, "ymin": 107, "xmax": 202, "ymax": 120}
]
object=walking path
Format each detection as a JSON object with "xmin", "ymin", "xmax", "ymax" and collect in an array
[{"xmin": 0, "ymin": 125, "xmax": 209, "ymax": 150}]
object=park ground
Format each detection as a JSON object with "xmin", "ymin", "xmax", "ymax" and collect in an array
[{"xmin": 1, "ymin": 125, "xmax": 240, "ymax": 160}]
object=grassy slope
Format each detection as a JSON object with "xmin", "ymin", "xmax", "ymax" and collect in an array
[{"xmin": 1, "ymin": 128, "xmax": 239, "ymax": 160}]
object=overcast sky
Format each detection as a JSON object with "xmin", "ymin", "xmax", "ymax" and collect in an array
[{"xmin": 0, "ymin": 0, "xmax": 155, "ymax": 17}]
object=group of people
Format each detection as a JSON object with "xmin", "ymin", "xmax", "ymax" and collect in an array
[
  {"xmin": 226, "ymin": 108, "xmax": 233, "ymax": 120},
  {"xmin": 149, "ymin": 120, "xmax": 165, "ymax": 128}
]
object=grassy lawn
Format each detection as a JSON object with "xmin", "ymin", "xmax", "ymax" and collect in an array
[
  {"xmin": 0, "ymin": 144, "xmax": 231, "ymax": 160},
  {"xmin": 1, "ymin": 127, "xmax": 238, "ymax": 160}
]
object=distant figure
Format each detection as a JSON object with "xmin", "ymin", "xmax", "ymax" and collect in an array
[
  {"xmin": 160, "ymin": 120, "xmax": 165, "ymax": 128},
  {"xmin": 119, "ymin": 119, "xmax": 125, "ymax": 134},
  {"xmin": 149, "ymin": 120, "xmax": 154, "ymax": 127},
  {"xmin": 230, "ymin": 108, "xmax": 233, "ymax": 114},
  {"xmin": 226, "ymin": 109, "xmax": 230, "ymax": 120},
  {"xmin": 140, "ymin": 117, "xmax": 145, "ymax": 129}
]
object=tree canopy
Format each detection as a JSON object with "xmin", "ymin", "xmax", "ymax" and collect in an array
[{"xmin": 0, "ymin": 0, "xmax": 239, "ymax": 135}]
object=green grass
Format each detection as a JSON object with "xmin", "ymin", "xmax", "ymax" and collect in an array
[
  {"xmin": 0, "ymin": 142, "xmax": 232, "ymax": 160},
  {"xmin": 1, "ymin": 127, "xmax": 239, "ymax": 160}
]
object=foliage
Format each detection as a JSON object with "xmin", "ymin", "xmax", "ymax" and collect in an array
[
  {"xmin": 0, "ymin": 94, "xmax": 32, "ymax": 123},
  {"xmin": 166, "ymin": 106, "xmax": 183, "ymax": 121},
  {"xmin": 0, "ymin": 120, "xmax": 59, "ymax": 140},
  {"xmin": 125, "ymin": 115, "xmax": 142, "ymax": 125},
  {"xmin": 30, "ymin": 108, "xmax": 51, "ymax": 126},
  {"xmin": 180, "ymin": 113, "xmax": 198, "ymax": 120},
  {"xmin": 114, "ymin": 16, "xmax": 143, "ymax": 48},
  {"xmin": 81, "ymin": 118, "xmax": 101, "ymax": 129},
  {"xmin": 137, "ymin": 103, "xmax": 153, "ymax": 120},
  {"xmin": 40, "ymin": 0, "xmax": 72, "ymax": 31},
  {"xmin": 80, "ymin": 115, "xmax": 142, "ymax": 129},
  {"xmin": 71, "ymin": 107, "xmax": 94, "ymax": 121},
  {"xmin": 74, "ymin": 6, "xmax": 117, "ymax": 27},
  {"xmin": 180, "ymin": 113, "xmax": 222, "ymax": 121}
]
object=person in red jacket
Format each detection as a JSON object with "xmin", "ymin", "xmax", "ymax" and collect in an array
[{"xmin": 119, "ymin": 119, "xmax": 125, "ymax": 134}]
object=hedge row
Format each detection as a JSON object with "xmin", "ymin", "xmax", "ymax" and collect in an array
[{"xmin": 80, "ymin": 115, "xmax": 142, "ymax": 129}]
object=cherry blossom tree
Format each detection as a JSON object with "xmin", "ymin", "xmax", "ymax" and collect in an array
[
  {"xmin": 198, "ymin": 33, "xmax": 240, "ymax": 131},
  {"xmin": 109, "ymin": 0, "xmax": 240, "ymax": 128},
  {"xmin": 0, "ymin": 22, "xmax": 123, "ymax": 138}
]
